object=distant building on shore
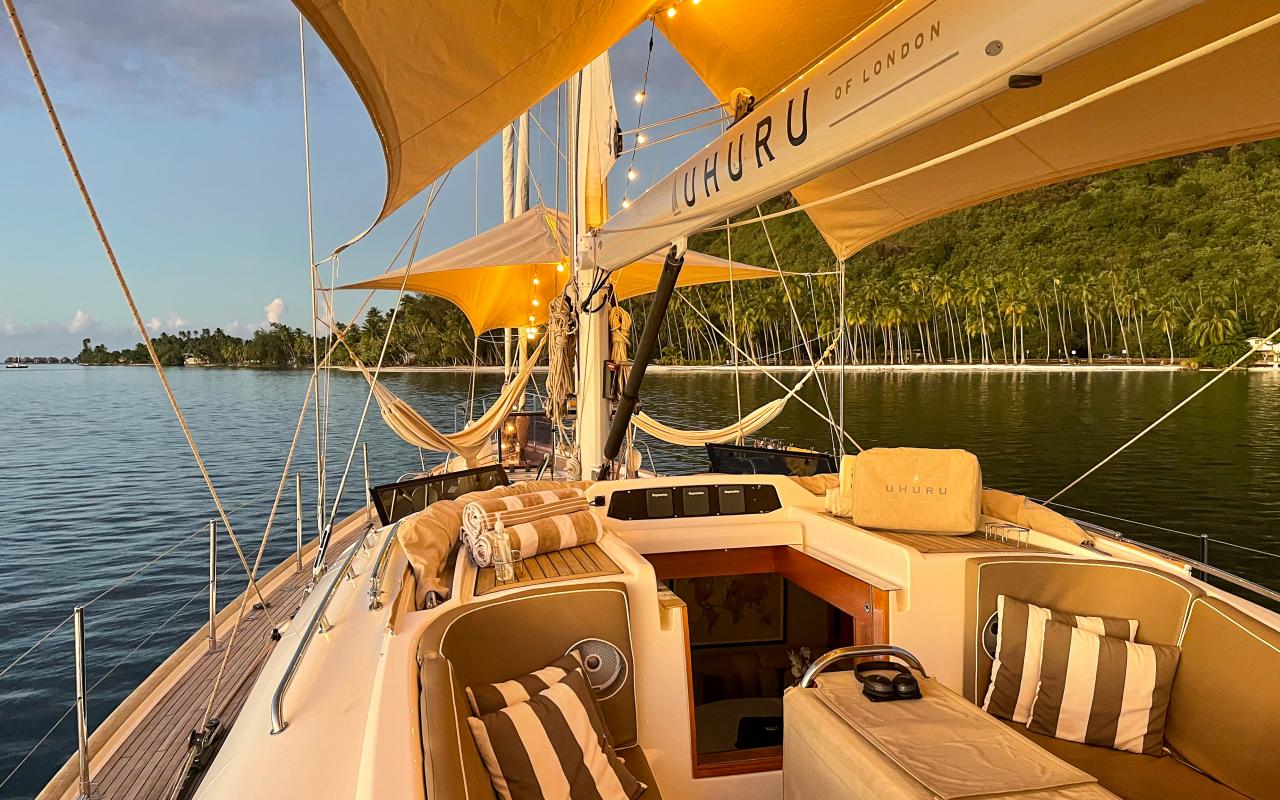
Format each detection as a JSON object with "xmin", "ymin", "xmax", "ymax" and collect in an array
[
  {"xmin": 1246, "ymin": 337, "xmax": 1280, "ymax": 366},
  {"xmin": 184, "ymin": 355, "xmax": 209, "ymax": 366}
]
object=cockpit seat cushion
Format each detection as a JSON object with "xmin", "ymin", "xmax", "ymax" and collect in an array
[
  {"xmin": 1164, "ymin": 597, "xmax": 1280, "ymax": 800},
  {"xmin": 615, "ymin": 746, "xmax": 661, "ymax": 799},
  {"xmin": 418, "ymin": 584, "xmax": 641, "ymax": 800},
  {"xmin": 1006, "ymin": 721, "xmax": 1249, "ymax": 800},
  {"xmin": 466, "ymin": 668, "xmax": 646, "ymax": 800},
  {"xmin": 964, "ymin": 557, "xmax": 1201, "ymax": 706}
]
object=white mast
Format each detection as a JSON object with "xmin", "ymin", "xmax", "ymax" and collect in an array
[
  {"xmin": 570, "ymin": 55, "xmax": 617, "ymax": 477},
  {"xmin": 501, "ymin": 122, "xmax": 516, "ymax": 383},
  {"xmin": 516, "ymin": 111, "xmax": 531, "ymax": 410}
]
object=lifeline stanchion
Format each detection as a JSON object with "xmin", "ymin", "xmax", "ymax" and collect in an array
[
  {"xmin": 207, "ymin": 520, "xmax": 217, "ymax": 652},
  {"xmin": 73, "ymin": 606, "xmax": 96, "ymax": 800},
  {"xmin": 295, "ymin": 473, "xmax": 304, "ymax": 573},
  {"xmin": 362, "ymin": 442, "xmax": 372, "ymax": 526}
]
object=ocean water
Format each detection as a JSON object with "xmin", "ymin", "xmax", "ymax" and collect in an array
[{"xmin": 1, "ymin": 364, "xmax": 1278, "ymax": 796}]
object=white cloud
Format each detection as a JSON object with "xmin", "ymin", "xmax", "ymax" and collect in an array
[
  {"xmin": 146, "ymin": 317, "xmax": 162, "ymax": 334},
  {"xmin": 169, "ymin": 314, "xmax": 188, "ymax": 328},
  {"xmin": 264, "ymin": 297, "xmax": 286, "ymax": 326},
  {"xmin": 69, "ymin": 309, "xmax": 95, "ymax": 332}
]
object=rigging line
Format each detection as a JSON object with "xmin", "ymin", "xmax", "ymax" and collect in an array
[
  {"xmin": 299, "ymin": 12, "xmax": 324, "ymax": 544},
  {"xmin": 323, "ymin": 176, "xmax": 448, "ymax": 530},
  {"xmin": 619, "ymin": 101, "xmax": 728, "ymax": 135},
  {"xmin": 838, "ymin": 258, "xmax": 847, "ymax": 456},
  {"xmin": 755, "ymin": 206, "xmax": 839, "ymax": 453},
  {"xmin": 678, "ymin": 291, "xmax": 863, "ymax": 452},
  {"xmin": 601, "ymin": 10, "xmax": 1280, "ymax": 239},
  {"xmin": 3, "ymin": 0, "xmax": 274, "ymax": 619},
  {"xmin": 620, "ymin": 19, "xmax": 656, "ymax": 204},
  {"xmin": 726, "ymin": 221, "xmax": 743, "ymax": 442},
  {"xmin": 528, "ymin": 109, "xmax": 567, "ymax": 164},
  {"xmin": 195, "ymin": 373, "xmax": 317, "ymax": 730},
  {"xmin": 616, "ymin": 115, "xmax": 727, "ymax": 156},
  {"xmin": 1047, "ymin": 323, "xmax": 1280, "ymax": 504}
]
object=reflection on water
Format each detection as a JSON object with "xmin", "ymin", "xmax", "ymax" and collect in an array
[{"xmin": 0, "ymin": 365, "xmax": 1277, "ymax": 795}]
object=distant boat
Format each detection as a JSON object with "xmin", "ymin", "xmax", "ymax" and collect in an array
[{"xmin": 6, "ymin": 350, "xmax": 28, "ymax": 369}]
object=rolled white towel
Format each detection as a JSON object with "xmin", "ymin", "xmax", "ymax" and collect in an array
[
  {"xmin": 467, "ymin": 531, "xmax": 495, "ymax": 568},
  {"xmin": 461, "ymin": 502, "xmax": 489, "ymax": 541}
]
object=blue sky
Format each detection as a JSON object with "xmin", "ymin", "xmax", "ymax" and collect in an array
[{"xmin": 0, "ymin": 2, "xmax": 719, "ymax": 356}]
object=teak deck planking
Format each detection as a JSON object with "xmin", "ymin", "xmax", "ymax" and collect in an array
[{"xmin": 66, "ymin": 519, "xmax": 369, "ymax": 800}]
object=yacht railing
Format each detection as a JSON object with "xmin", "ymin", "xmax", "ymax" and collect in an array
[
  {"xmin": 271, "ymin": 521, "xmax": 374, "ymax": 735},
  {"xmin": 367, "ymin": 521, "xmax": 403, "ymax": 611},
  {"xmin": 0, "ymin": 478, "xmax": 310, "ymax": 795}
]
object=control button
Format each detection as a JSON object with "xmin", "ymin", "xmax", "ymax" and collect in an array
[
  {"xmin": 645, "ymin": 488, "xmax": 674, "ymax": 518},
  {"xmin": 681, "ymin": 487, "xmax": 710, "ymax": 516},
  {"xmin": 718, "ymin": 485, "xmax": 746, "ymax": 515}
]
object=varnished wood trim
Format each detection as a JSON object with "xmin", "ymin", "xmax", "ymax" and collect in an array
[{"xmin": 693, "ymin": 747, "xmax": 783, "ymax": 778}]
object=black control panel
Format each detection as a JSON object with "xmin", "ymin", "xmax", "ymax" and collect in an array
[{"xmin": 606, "ymin": 483, "xmax": 782, "ymax": 521}]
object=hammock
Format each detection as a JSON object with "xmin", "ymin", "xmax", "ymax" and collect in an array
[
  {"xmin": 360, "ymin": 339, "xmax": 546, "ymax": 465},
  {"xmin": 628, "ymin": 337, "xmax": 839, "ymax": 447}
]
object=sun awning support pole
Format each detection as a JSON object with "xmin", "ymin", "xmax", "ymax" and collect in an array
[{"xmin": 599, "ymin": 243, "xmax": 685, "ymax": 480}]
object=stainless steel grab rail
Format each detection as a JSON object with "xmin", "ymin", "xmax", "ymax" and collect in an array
[
  {"xmin": 271, "ymin": 523, "xmax": 371, "ymax": 734},
  {"xmin": 799, "ymin": 645, "xmax": 930, "ymax": 688},
  {"xmin": 367, "ymin": 522, "xmax": 402, "ymax": 611}
]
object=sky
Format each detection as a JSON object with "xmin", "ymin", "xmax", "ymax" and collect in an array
[{"xmin": 0, "ymin": 2, "xmax": 720, "ymax": 356}]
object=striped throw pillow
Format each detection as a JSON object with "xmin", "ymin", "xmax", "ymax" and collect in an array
[
  {"xmin": 1028, "ymin": 620, "xmax": 1180, "ymax": 755},
  {"xmin": 467, "ymin": 653, "xmax": 586, "ymax": 716},
  {"xmin": 983, "ymin": 595, "xmax": 1138, "ymax": 723},
  {"xmin": 467, "ymin": 669, "xmax": 646, "ymax": 800}
]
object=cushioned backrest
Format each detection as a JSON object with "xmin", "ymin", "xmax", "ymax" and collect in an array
[
  {"xmin": 1167, "ymin": 597, "xmax": 1280, "ymax": 799},
  {"xmin": 963, "ymin": 557, "xmax": 1201, "ymax": 704},
  {"xmin": 417, "ymin": 584, "xmax": 636, "ymax": 799}
]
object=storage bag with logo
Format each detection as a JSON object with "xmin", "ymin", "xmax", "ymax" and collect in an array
[{"xmin": 850, "ymin": 448, "xmax": 981, "ymax": 534}]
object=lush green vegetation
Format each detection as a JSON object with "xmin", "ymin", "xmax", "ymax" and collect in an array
[{"xmin": 80, "ymin": 139, "xmax": 1280, "ymax": 369}]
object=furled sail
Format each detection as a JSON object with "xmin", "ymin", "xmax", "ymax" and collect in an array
[
  {"xmin": 594, "ymin": 0, "xmax": 1280, "ymax": 268},
  {"xmin": 336, "ymin": 206, "xmax": 779, "ymax": 334},
  {"xmin": 361, "ymin": 340, "xmax": 546, "ymax": 465},
  {"xmin": 292, "ymin": 0, "xmax": 655, "ymax": 232}
]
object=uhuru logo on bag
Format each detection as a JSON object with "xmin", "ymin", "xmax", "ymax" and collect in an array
[{"xmin": 883, "ymin": 473, "xmax": 950, "ymax": 503}]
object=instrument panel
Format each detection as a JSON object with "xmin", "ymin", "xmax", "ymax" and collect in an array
[{"xmin": 605, "ymin": 483, "xmax": 782, "ymax": 521}]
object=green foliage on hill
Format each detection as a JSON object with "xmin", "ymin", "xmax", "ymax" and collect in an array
[{"xmin": 80, "ymin": 139, "xmax": 1280, "ymax": 368}]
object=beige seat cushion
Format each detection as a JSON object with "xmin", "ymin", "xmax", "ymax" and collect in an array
[
  {"xmin": 1006, "ymin": 721, "xmax": 1248, "ymax": 800},
  {"xmin": 1166, "ymin": 597, "xmax": 1280, "ymax": 800}
]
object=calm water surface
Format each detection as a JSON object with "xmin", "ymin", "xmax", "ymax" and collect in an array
[{"xmin": 1, "ymin": 364, "xmax": 1278, "ymax": 795}]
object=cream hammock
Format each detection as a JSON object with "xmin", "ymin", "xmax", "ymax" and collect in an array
[
  {"xmin": 354, "ymin": 339, "xmax": 546, "ymax": 465},
  {"xmin": 613, "ymin": 303, "xmax": 838, "ymax": 447}
]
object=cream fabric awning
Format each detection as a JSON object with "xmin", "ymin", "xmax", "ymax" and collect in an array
[
  {"xmin": 294, "ymin": 0, "xmax": 656, "ymax": 229},
  {"xmin": 336, "ymin": 206, "xmax": 778, "ymax": 334},
  {"xmin": 660, "ymin": 1, "xmax": 1280, "ymax": 259}
]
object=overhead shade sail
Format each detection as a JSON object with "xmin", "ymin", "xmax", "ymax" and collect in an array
[
  {"xmin": 294, "ymin": 0, "xmax": 656, "ymax": 230},
  {"xmin": 336, "ymin": 206, "xmax": 779, "ymax": 334},
  {"xmin": 661, "ymin": 1, "xmax": 1280, "ymax": 259}
]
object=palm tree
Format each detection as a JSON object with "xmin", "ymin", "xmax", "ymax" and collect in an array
[
  {"xmin": 1187, "ymin": 306, "xmax": 1241, "ymax": 349},
  {"xmin": 1152, "ymin": 305, "xmax": 1180, "ymax": 363}
]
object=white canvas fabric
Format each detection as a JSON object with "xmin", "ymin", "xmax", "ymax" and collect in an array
[{"xmin": 849, "ymin": 448, "xmax": 982, "ymax": 534}]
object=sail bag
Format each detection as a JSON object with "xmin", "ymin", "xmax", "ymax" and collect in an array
[{"xmin": 849, "ymin": 448, "xmax": 982, "ymax": 534}]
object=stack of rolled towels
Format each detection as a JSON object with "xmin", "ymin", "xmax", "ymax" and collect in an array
[{"xmin": 460, "ymin": 487, "xmax": 603, "ymax": 567}]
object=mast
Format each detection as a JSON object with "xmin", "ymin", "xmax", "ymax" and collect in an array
[
  {"xmin": 516, "ymin": 111, "xmax": 531, "ymax": 410},
  {"xmin": 569, "ymin": 58, "xmax": 613, "ymax": 477},
  {"xmin": 501, "ymin": 122, "xmax": 516, "ymax": 383}
]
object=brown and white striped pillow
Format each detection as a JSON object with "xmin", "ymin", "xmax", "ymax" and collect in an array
[
  {"xmin": 1028, "ymin": 620, "xmax": 1180, "ymax": 755},
  {"xmin": 983, "ymin": 595, "xmax": 1138, "ymax": 723},
  {"xmin": 467, "ymin": 669, "xmax": 646, "ymax": 800},
  {"xmin": 467, "ymin": 653, "xmax": 586, "ymax": 716}
]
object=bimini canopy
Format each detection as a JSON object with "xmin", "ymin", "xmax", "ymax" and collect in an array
[
  {"xmin": 657, "ymin": 0, "xmax": 1280, "ymax": 259},
  {"xmin": 293, "ymin": 0, "xmax": 656, "ymax": 230},
  {"xmin": 336, "ymin": 205, "xmax": 778, "ymax": 334}
]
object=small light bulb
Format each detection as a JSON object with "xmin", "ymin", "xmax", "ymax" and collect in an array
[
  {"xmin": 636, "ymin": 133, "xmax": 647, "ymax": 144},
  {"xmin": 532, "ymin": 298, "xmax": 540, "ymax": 307},
  {"xmin": 666, "ymin": 6, "xmax": 677, "ymax": 17},
  {"xmin": 532, "ymin": 277, "xmax": 540, "ymax": 285},
  {"xmin": 527, "ymin": 329, "xmax": 536, "ymax": 340},
  {"xmin": 692, "ymin": 0, "xmax": 700, "ymax": 4},
  {"xmin": 627, "ymin": 168, "xmax": 637, "ymax": 180},
  {"xmin": 529, "ymin": 314, "xmax": 535, "ymax": 323},
  {"xmin": 556, "ymin": 261, "xmax": 566, "ymax": 273},
  {"xmin": 634, "ymin": 91, "xmax": 645, "ymax": 104},
  {"xmin": 621, "ymin": 199, "xmax": 631, "ymax": 209}
]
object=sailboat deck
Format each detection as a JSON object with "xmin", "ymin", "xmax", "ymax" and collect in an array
[{"xmin": 45, "ymin": 517, "xmax": 370, "ymax": 800}]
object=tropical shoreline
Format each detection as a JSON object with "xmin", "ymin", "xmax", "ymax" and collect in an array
[{"xmin": 342, "ymin": 362, "xmax": 1194, "ymax": 374}]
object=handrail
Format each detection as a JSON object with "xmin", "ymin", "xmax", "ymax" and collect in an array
[
  {"xmin": 1074, "ymin": 519, "xmax": 1280, "ymax": 606},
  {"xmin": 367, "ymin": 522, "xmax": 402, "ymax": 611},
  {"xmin": 799, "ymin": 645, "xmax": 930, "ymax": 688},
  {"xmin": 271, "ymin": 522, "xmax": 371, "ymax": 734}
]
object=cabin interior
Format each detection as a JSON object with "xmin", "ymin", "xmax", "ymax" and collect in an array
[{"xmin": 351, "ymin": 449, "xmax": 1280, "ymax": 800}]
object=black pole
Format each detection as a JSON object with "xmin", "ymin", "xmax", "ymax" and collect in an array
[{"xmin": 599, "ymin": 245, "xmax": 685, "ymax": 479}]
